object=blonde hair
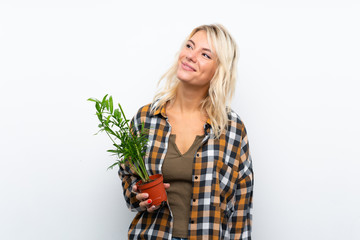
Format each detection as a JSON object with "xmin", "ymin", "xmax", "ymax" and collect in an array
[{"xmin": 151, "ymin": 24, "xmax": 239, "ymax": 139}]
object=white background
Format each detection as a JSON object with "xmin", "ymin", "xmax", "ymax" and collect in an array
[{"xmin": 1, "ymin": 1, "xmax": 359, "ymax": 239}]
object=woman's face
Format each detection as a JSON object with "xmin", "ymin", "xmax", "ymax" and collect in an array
[{"xmin": 177, "ymin": 30, "xmax": 218, "ymax": 88}]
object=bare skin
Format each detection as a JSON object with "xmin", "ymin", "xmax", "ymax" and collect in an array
[
  {"xmin": 134, "ymin": 30, "xmax": 218, "ymax": 213},
  {"xmin": 165, "ymin": 98, "xmax": 208, "ymax": 154},
  {"xmin": 170, "ymin": 30, "xmax": 218, "ymax": 154}
]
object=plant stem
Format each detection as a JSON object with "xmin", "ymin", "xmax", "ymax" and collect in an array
[
  {"xmin": 119, "ymin": 104, "xmax": 150, "ymax": 182},
  {"xmin": 105, "ymin": 131, "xmax": 117, "ymax": 146},
  {"xmin": 105, "ymin": 120, "xmax": 147, "ymax": 182}
]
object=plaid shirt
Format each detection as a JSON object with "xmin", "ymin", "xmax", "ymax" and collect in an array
[{"xmin": 118, "ymin": 101, "xmax": 254, "ymax": 240}]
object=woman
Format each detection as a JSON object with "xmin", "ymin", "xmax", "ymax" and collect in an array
[{"xmin": 118, "ymin": 24, "xmax": 254, "ymax": 240}]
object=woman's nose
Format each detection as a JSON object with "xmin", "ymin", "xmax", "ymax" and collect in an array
[{"xmin": 186, "ymin": 50, "xmax": 197, "ymax": 63}]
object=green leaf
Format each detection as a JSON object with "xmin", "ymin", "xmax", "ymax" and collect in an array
[
  {"xmin": 87, "ymin": 98, "xmax": 99, "ymax": 103},
  {"xmin": 107, "ymin": 161, "xmax": 120, "ymax": 171},
  {"xmin": 102, "ymin": 94, "xmax": 108, "ymax": 105},
  {"xmin": 104, "ymin": 126, "xmax": 115, "ymax": 136},
  {"xmin": 90, "ymin": 94, "xmax": 150, "ymax": 180},
  {"xmin": 105, "ymin": 100, "xmax": 109, "ymax": 111},
  {"xmin": 95, "ymin": 102, "xmax": 100, "ymax": 112},
  {"xmin": 107, "ymin": 149, "xmax": 119, "ymax": 153},
  {"xmin": 96, "ymin": 112, "xmax": 102, "ymax": 122},
  {"xmin": 118, "ymin": 103, "xmax": 127, "ymax": 120},
  {"xmin": 114, "ymin": 109, "xmax": 120, "ymax": 121},
  {"xmin": 94, "ymin": 129, "xmax": 104, "ymax": 135},
  {"xmin": 109, "ymin": 96, "xmax": 113, "ymax": 114},
  {"xmin": 105, "ymin": 115, "xmax": 111, "ymax": 124}
]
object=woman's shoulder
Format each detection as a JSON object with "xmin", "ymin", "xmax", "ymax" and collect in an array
[
  {"xmin": 134, "ymin": 100, "xmax": 160, "ymax": 116},
  {"xmin": 225, "ymin": 107, "xmax": 250, "ymax": 140},
  {"xmin": 135, "ymin": 102, "xmax": 152, "ymax": 114},
  {"xmin": 133, "ymin": 102, "xmax": 152, "ymax": 120},
  {"xmin": 227, "ymin": 108, "xmax": 246, "ymax": 127},
  {"xmin": 132, "ymin": 100, "xmax": 161, "ymax": 123}
]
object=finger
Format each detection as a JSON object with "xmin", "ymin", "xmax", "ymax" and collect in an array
[
  {"xmin": 135, "ymin": 193, "xmax": 149, "ymax": 201},
  {"xmin": 139, "ymin": 199, "xmax": 153, "ymax": 210},
  {"xmin": 132, "ymin": 185, "xmax": 138, "ymax": 192},
  {"xmin": 147, "ymin": 204, "xmax": 160, "ymax": 213},
  {"xmin": 164, "ymin": 183, "xmax": 170, "ymax": 189}
]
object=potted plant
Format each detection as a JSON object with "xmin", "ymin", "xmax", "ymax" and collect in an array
[{"xmin": 88, "ymin": 95, "xmax": 167, "ymax": 206}]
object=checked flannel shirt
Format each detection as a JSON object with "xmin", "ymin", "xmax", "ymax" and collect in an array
[{"xmin": 118, "ymin": 101, "xmax": 254, "ymax": 240}]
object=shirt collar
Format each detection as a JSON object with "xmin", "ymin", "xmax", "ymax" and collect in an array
[
  {"xmin": 152, "ymin": 101, "xmax": 212, "ymax": 129},
  {"xmin": 152, "ymin": 103, "xmax": 167, "ymax": 118}
]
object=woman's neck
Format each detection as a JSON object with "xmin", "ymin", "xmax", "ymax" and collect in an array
[{"xmin": 169, "ymin": 83, "xmax": 208, "ymax": 114}]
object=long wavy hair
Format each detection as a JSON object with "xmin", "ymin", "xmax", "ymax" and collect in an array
[{"xmin": 151, "ymin": 24, "xmax": 239, "ymax": 139}]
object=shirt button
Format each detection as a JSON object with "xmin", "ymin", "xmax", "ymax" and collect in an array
[
  {"xmin": 196, "ymin": 153, "xmax": 199, "ymax": 157},
  {"xmin": 191, "ymin": 220, "xmax": 194, "ymax": 224},
  {"xmin": 195, "ymin": 176, "xmax": 198, "ymax": 180},
  {"xmin": 193, "ymin": 199, "xmax": 196, "ymax": 202}
]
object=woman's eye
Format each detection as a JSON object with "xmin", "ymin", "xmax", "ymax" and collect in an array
[
  {"xmin": 186, "ymin": 44, "xmax": 192, "ymax": 49},
  {"xmin": 203, "ymin": 53, "xmax": 211, "ymax": 59}
]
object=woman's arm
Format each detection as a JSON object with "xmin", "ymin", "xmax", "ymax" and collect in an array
[
  {"xmin": 118, "ymin": 162, "xmax": 143, "ymax": 212},
  {"xmin": 228, "ymin": 124, "xmax": 254, "ymax": 239}
]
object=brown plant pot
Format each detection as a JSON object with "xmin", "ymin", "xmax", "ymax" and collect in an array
[{"xmin": 136, "ymin": 174, "xmax": 167, "ymax": 207}]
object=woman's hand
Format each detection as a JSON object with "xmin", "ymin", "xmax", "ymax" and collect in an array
[{"xmin": 132, "ymin": 183, "xmax": 170, "ymax": 213}]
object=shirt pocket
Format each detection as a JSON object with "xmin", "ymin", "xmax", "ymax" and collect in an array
[{"xmin": 211, "ymin": 159, "xmax": 239, "ymax": 215}]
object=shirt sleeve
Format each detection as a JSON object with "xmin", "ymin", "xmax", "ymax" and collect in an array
[
  {"xmin": 229, "ymin": 124, "xmax": 254, "ymax": 239},
  {"xmin": 117, "ymin": 116, "xmax": 143, "ymax": 212}
]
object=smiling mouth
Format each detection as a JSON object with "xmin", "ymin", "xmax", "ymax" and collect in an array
[{"xmin": 181, "ymin": 62, "xmax": 196, "ymax": 71}]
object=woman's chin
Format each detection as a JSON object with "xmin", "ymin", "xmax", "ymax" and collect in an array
[{"xmin": 177, "ymin": 71, "xmax": 195, "ymax": 82}]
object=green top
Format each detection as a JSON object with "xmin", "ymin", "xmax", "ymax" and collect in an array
[{"xmin": 161, "ymin": 134, "xmax": 205, "ymax": 238}]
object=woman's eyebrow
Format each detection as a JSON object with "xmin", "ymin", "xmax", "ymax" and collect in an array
[
  {"xmin": 188, "ymin": 39, "xmax": 196, "ymax": 46},
  {"xmin": 188, "ymin": 39, "xmax": 212, "ymax": 53},
  {"xmin": 202, "ymin": 48, "xmax": 212, "ymax": 53}
]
